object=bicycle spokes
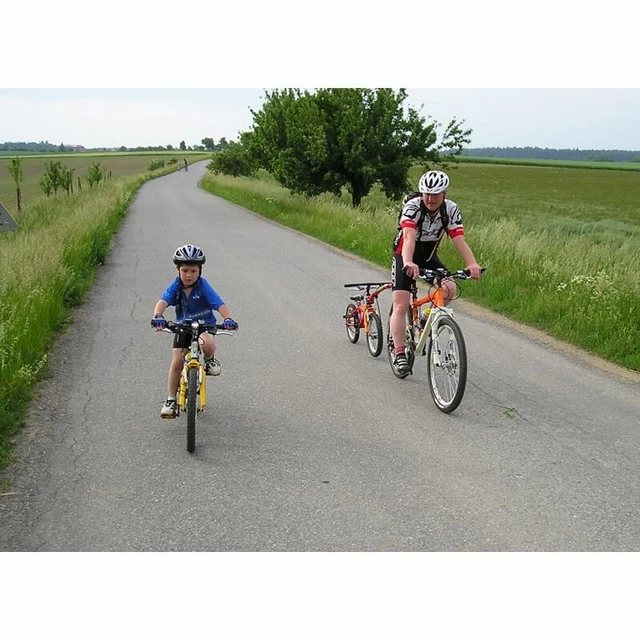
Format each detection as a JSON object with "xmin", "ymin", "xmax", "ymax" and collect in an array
[{"xmin": 427, "ymin": 318, "xmax": 467, "ymax": 413}]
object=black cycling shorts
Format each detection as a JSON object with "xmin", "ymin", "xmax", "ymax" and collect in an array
[
  {"xmin": 173, "ymin": 332, "xmax": 192, "ymax": 350},
  {"xmin": 391, "ymin": 254, "xmax": 448, "ymax": 292}
]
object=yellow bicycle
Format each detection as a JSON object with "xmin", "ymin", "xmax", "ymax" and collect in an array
[{"xmin": 164, "ymin": 319, "xmax": 235, "ymax": 453}]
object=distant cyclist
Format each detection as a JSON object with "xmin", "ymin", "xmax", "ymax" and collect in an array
[
  {"xmin": 183, "ymin": 158, "xmax": 188, "ymax": 171},
  {"xmin": 151, "ymin": 244, "xmax": 238, "ymax": 418},
  {"xmin": 389, "ymin": 170, "xmax": 482, "ymax": 375}
]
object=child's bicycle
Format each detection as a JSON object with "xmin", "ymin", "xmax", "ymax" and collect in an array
[
  {"xmin": 387, "ymin": 267, "xmax": 485, "ymax": 413},
  {"xmin": 163, "ymin": 319, "xmax": 235, "ymax": 453},
  {"xmin": 343, "ymin": 281, "xmax": 392, "ymax": 357}
]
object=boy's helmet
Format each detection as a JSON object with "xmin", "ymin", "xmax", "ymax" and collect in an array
[
  {"xmin": 418, "ymin": 170, "xmax": 450, "ymax": 194},
  {"xmin": 173, "ymin": 244, "xmax": 206, "ymax": 265}
]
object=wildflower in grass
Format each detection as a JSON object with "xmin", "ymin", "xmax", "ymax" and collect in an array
[
  {"xmin": 15, "ymin": 355, "xmax": 48, "ymax": 385},
  {"xmin": 568, "ymin": 270, "xmax": 618, "ymax": 300}
]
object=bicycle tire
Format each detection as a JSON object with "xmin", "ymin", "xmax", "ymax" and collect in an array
[
  {"xmin": 186, "ymin": 366, "xmax": 198, "ymax": 453},
  {"xmin": 345, "ymin": 303, "xmax": 360, "ymax": 343},
  {"xmin": 386, "ymin": 304, "xmax": 415, "ymax": 378},
  {"xmin": 366, "ymin": 311, "xmax": 384, "ymax": 357},
  {"xmin": 427, "ymin": 316, "xmax": 467, "ymax": 413}
]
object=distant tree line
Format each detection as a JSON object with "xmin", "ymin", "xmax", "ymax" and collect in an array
[
  {"xmin": 1, "ymin": 141, "xmax": 80, "ymax": 153},
  {"xmin": 5, "ymin": 141, "xmax": 639, "ymax": 163},
  {"xmin": 461, "ymin": 146, "xmax": 640, "ymax": 163},
  {"xmin": 1, "ymin": 137, "xmax": 231, "ymax": 154}
]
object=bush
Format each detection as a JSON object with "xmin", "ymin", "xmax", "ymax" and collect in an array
[
  {"xmin": 87, "ymin": 162, "xmax": 104, "ymax": 187},
  {"xmin": 148, "ymin": 159, "xmax": 166, "ymax": 171},
  {"xmin": 207, "ymin": 142, "xmax": 256, "ymax": 177}
]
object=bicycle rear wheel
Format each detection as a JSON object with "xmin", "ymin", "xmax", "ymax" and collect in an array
[
  {"xmin": 186, "ymin": 367, "xmax": 198, "ymax": 452},
  {"xmin": 345, "ymin": 303, "xmax": 360, "ymax": 343},
  {"xmin": 366, "ymin": 311, "xmax": 384, "ymax": 357},
  {"xmin": 427, "ymin": 316, "xmax": 467, "ymax": 413},
  {"xmin": 386, "ymin": 304, "xmax": 415, "ymax": 378}
]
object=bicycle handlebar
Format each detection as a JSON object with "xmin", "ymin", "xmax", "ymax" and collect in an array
[
  {"xmin": 162, "ymin": 320, "xmax": 237, "ymax": 336},
  {"xmin": 343, "ymin": 281, "xmax": 392, "ymax": 289},
  {"xmin": 419, "ymin": 267, "xmax": 486, "ymax": 281}
]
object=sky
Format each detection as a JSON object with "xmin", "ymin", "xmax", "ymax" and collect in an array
[
  {"xmin": 2, "ymin": 1, "xmax": 638, "ymax": 153},
  {"xmin": 2, "ymin": 88, "xmax": 640, "ymax": 151}
]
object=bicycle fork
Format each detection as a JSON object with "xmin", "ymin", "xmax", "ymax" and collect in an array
[
  {"xmin": 415, "ymin": 308, "xmax": 453, "ymax": 367},
  {"xmin": 179, "ymin": 358, "xmax": 207, "ymax": 413}
]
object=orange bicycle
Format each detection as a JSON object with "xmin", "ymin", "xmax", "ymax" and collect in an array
[
  {"xmin": 387, "ymin": 267, "xmax": 485, "ymax": 413},
  {"xmin": 343, "ymin": 281, "xmax": 392, "ymax": 357}
]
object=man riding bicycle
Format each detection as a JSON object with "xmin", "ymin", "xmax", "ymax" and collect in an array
[{"xmin": 389, "ymin": 170, "xmax": 482, "ymax": 375}]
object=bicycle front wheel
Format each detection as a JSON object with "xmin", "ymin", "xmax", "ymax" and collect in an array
[
  {"xmin": 345, "ymin": 303, "xmax": 360, "ymax": 343},
  {"xmin": 427, "ymin": 316, "xmax": 467, "ymax": 413},
  {"xmin": 366, "ymin": 311, "xmax": 384, "ymax": 357},
  {"xmin": 186, "ymin": 367, "xmax": 198, "ymax": 453}
]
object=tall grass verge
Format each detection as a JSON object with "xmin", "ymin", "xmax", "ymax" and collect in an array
[
  {"xmin": 0, "ymin": 166, "xmax": 176, "ymax": 473},
  {"xmin": 200, "ymin": 171, "xmax": 640, "ymax": 372}
]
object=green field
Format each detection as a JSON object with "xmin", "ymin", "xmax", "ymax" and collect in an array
[
  {"xmin": 0, "ymin": 151, "xmax": 211, "ymax": 214},
  {"xmin": 457, "ymin": 156, "xmax": 640, "ymax": 171},
  {"xmin": 200, "ymin": 162, "xmax": 640, "ymax": 372},
  {"xmin": 0, "ymin": 158, "xmax": 190, "ymax": 473}
]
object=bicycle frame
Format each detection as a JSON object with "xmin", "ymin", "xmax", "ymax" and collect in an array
[
  {"xmin": 164, "ymin": 320, "xmax": 233, "ymax": 415},
  {"xmin": 177, "ymin": 321, "xmax": 208, "ymax": 414},
  {"xmin": 410, "ymin": 283, "xmax": 454, "ymax": 360}
]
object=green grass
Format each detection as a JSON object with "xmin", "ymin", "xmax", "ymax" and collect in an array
[
  {"xmin": 456, "ymin": 155, "xmax": 640, "ymax": 171},
  {"xmin": 0, "ymin": 162, "xmax": 182, "ymax": 474},
  {"xmin": 200, "ymin": 163, "xmax": 640, "ymax": 372},
  {"xmin": 0, "ymin": 152, "xmax": 211, "ymax": 215}
]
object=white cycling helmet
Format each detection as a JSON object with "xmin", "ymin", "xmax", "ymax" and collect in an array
[
  {"xmin": 418, "ymin": 170, "xmax": 450, "ymax": 194},
  {"xmin": 173, "ymin": 243, "xmax": 206, "ymax": 265}
]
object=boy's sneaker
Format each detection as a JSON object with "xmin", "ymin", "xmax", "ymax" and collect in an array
[
  {"xmin": 205, "ymin": 357, "xmax": 221, "ymax": 376},
  {"xmin": 394, "ymin": 351, "xmax": 411, "ymax": 374},
  {"xmin": 160, "ymin": 398, "xmax": 177, "ymax": 419}
]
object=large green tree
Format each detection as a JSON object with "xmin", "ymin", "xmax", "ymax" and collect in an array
[{"xmin": 244, "ymin": 88, "xmax": 472, "ymax": 207}]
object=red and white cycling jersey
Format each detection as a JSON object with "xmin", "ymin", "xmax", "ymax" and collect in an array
[{"xmin": 393, "ymin": 196, "xmax": 465, "ymax": 262}]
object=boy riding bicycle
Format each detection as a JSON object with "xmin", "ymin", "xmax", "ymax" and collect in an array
[{"xmin": 151, "ymin": 244, "xmax": 238, "ymax": 418}]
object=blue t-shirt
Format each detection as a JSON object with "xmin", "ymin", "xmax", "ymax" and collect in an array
[{"xmin": 161, "ymin": 276, "xmax": 225, "ymax": 323}]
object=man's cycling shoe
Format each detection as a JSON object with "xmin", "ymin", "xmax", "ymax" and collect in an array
[{"xmin": 394, "ymin": 352, "xmax": 411, "ymax": 374}]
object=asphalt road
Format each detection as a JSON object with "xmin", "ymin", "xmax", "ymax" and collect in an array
[{"xmin": 1, "ymin": 162, "xmax": 639, "ymax": 551}]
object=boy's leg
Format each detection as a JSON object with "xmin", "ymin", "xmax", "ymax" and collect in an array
[
  {"xmin": 200, "ymin": 333, "xmax": 216, "ymax": 360},
  {"xmin": 167, "ymin": 348, "xmax": 184, "ymax": 397},
  {"xmin": 200, "ymin": 334, "xmax": 221, "ymax": 376},
  {"xmin": 161, "ymin": 349, "xmax": 185, "ymax": 418}
]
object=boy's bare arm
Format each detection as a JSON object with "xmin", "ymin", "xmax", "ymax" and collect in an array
[
  {"xmin": 217, "ymin": 304, "xmax": 233, "ymax": 321},
  {"xmin": 153, "ymin": 300, "xmax": 169, "ymax": 316}
]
